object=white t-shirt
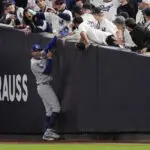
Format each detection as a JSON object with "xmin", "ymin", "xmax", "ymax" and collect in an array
[
  {"xmin": 136, "ymin": 10, "xmax": 145, "ymax": 25},
  {"xmin": 97, "ymin": 18, "xmax": 118, "ymax": 36},
  {"xmin": 123, "ymin": 28, "xmax": 136, "ymax": 48},
  {"xmin": 44, "ymin": 12, "xmax": 60, "ymax": 32},
  {"xmin": 16, "ymin": 7, "xmax": 24, "ymax": 24},
  {"xmin": 78, "ymin": 21, "xmax": 111, "ymax": 44},
  {"xmin": 81, "ymin": 13, "xmax": 98, "ymax": 28},
  {"xmin": 82, "ymin": 14, "xmax": 117, "ymax": 36}
]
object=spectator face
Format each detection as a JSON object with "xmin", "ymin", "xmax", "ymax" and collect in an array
[
  {"xmin": 36, "ymin": 0, "xmax": 46, "ymax": 9},
  {"xmin": 25, "ymin": 11, "xmax": 33, "ymax": 20},
  {"xmin": 94, "ymin": 13, "xmax": 104, "ymax": 21},
  {"xmin": 7, "ymin": 4, "xmax": 15, "ymax": 13},
  {"xmin": 56, "ymin": 3, "xmax": 66, "ymax": 11}
]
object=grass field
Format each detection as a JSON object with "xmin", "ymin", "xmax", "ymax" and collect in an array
[{"xmin": 0, "ymin": 143, "xmax": 150, "ymax": 150}]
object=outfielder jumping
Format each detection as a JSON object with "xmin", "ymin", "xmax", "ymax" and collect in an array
[{"xmin": 30, "ymin": 36, "xmax": 60, "ymax": 141}]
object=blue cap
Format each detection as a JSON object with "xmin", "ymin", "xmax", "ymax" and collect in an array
[{"xmin": 31, "ymin": 44, "xmax": 42, "ymax": 51}]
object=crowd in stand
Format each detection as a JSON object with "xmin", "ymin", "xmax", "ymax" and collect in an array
[{"xmin": 1, "ymin": 0, "xmax": 150, "ymax": 53}]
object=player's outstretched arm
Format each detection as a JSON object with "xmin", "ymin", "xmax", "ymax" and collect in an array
[{"xmin": 44, "ymin": 36, "xmax": 57, "ymax": 54}]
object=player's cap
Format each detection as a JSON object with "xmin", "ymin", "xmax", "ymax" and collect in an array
[
  {"xmin": 113, "ymin": 16, "xmax": 125, "ymax": 25},
  {"xmin": 143, "ymin": 7, "xmax": 150, "ymax": 16},
  {"xmin": 92, "ymin": 7, "xmax": 103, "ymax": 14},
  {"xmin": 142, "ymin": 0, "xmax": 150, "ymax": 4},
  {"xmin": 31, "ymin": 44, "xmax": 42, "ymax": 51},
  {"xmin": 55, "ymin": 0, "xmax": 65, "ymax": 5}
]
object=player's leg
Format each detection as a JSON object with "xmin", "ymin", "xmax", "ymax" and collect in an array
[
  {"xmin": 43, "ymin": 84, "xmax": 61, "ymax": 139},
  {"xmin": 37, "ymin": 84, "xmax": 54, "ymax": 140},
  {"xmin": 37, "ymin": 84, "xmax": 60, "ymax": 140}
]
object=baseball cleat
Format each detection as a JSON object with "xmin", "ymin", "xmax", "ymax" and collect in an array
[{"xmin": 42, "ymin": 128, "xmax": 60, "ymax": 141}]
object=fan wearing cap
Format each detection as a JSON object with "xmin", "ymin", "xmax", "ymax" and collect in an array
[
  {"xmin": 136, "ymin": 0, "xmax": 150, "ymax": 25},
  {"xmin": 53, "ymin": 0, "xmax": 73, "ymax": 31},
  {"xmin": 143, "ymin": 7, "xmax": 150, "ymax": 30},
  {"xmin": 30, "ymin": 36, "xmax": 61, "ymax": 141}
]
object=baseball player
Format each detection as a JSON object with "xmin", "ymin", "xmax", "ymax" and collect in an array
[{"xmin": 30, "ymin": 36, "xmax": 61, "ymax": 141}]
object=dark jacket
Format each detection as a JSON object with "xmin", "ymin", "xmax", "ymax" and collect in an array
[
  {"xmin": 130, "ymin": 25, "xmax": 150, "ymax": 51},
  {"xmin": 128, "ymin": 0, "xmax": 138, "ymax": 17},
  {"xmin": 23, "ymin": 12, "xmax": 52, "ymax": 33},
  {"xmin": 117, "ymin": 3, "xmax": 137, "ymax": 19},
  {"xmin": 66, "ymin": 0, "xmax": 76, "ymax": 11}
]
